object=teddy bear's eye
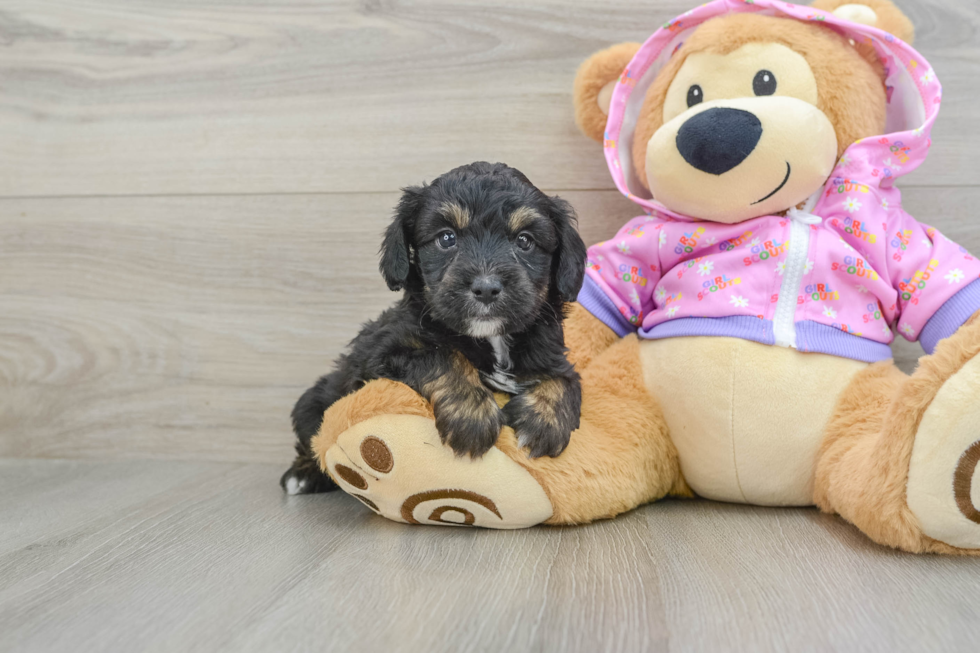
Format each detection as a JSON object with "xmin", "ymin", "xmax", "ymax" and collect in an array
[
  {"xmin": 686, "ymin": 84, "xmax": 704, "ymax": 108},
  {"xmin": 753, "ymin": 70, "xmax": 777, "ymax": 96}
]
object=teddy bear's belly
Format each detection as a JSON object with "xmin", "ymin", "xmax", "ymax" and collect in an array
[{"xmin": 638, "ymin": 336, "xmax": 868, "ymax": 506}]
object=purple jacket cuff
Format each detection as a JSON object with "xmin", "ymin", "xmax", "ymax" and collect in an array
[
  {"xmin": 577, "ymin": 274, "xmax": 635, "ymax": 337},
  {"xmin": 920, "ymin": 278, "xmax": 980, "ymax": 354}
]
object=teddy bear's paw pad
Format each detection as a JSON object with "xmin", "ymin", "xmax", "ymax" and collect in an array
[
  {"xmin": 907, "ymin": 354, "xmax": 980, "ymax": 549},
  {"xmin": 322, "ymin": 414, "xmax": 553, "ymax": 529}
]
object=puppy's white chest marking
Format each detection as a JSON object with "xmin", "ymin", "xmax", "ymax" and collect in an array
[
  {"xmin": 489, "ymin": 335, "xmax": 511, "ymax": 370},
  {"xmin": 483, "ymin": 335, "xmax": 521, "ymax": 394}
]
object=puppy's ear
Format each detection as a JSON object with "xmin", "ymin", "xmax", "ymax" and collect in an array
[
  {"xmin": 379, "ymin": 186, "xmax": 424, "ymax": 291},
  {"xmin": 548, "ymin": 196, "xmax": 587, "ymax": 302}
]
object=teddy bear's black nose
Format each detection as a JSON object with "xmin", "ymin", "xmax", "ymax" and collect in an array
[{"xmin": 675, "ymin": 108, "xmax": 763, "ymax": 175}]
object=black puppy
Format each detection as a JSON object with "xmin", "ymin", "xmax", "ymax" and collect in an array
[{"xmin": 281, "ymin": 162, "xmax": 587, "ymax": 495}]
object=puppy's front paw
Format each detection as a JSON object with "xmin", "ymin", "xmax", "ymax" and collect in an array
[
  {"xmin": 503, "ymin": 378, "xmax": 580, "ymax": 458},
  {"xmin": 433, "ymin": 388, "xmax": 504, "ymax": 458},
  {"xmin": 280, "ymin": 456, "xmax": 339, "ymax": 495},
  {"xmin": 504, "ymin": 398, "xmax": 571, "ymax": 458}
]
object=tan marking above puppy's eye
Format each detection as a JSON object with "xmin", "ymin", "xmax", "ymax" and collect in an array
[
  {"xmin": 440, "ymin": 201, "xmax": 470, "ymax": 230},
  {"xmin": 508, "ymin": 206, "xmax": 543, "ymax": 232}
]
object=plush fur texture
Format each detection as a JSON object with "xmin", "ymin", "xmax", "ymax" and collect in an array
[
  {"xmin": 313, "ymin": 386, "xmax": 556, "ymax": 528},
  {"xmin": 316, "ymin": 379, "xmax": 435, "ymax": 455},
  {"xmin": 283, "ymin": 162, "xmax": 587, "ymax": 494},
  {"xmin": 573, "ymin": 42, "xmax": 642, "ymax": 142},
  {"xmin": 811, "ymin": 0, "xmax": 915, "ymax": 44},
  {"xmin": 570, "ymin": 2, "xmax": 917, "ymax": 197},
  {"xmin": 639, "ymin": 336, "xmax": 868, "ymax": 505},
  {"xmin": 314, "ymin": 306, "xmax": 980, "ymax": 543},
  {"xmin": 506, "ymin": 309, "xmax": 690, "ymax": 525},
  {"xmin": 815, "ymin": 311, "xmax": 980, "ymax": 555},
  {"xmin": 302, "ymin": 0, "xmax": 980, "ymax": 554},
  {"xmin": 628, "ymin": 13, "xmax": 887, "ymax": 190},
  {"xmin": 314, "ymin": 307, "xmax": 689, "ymax": 524},
  {"xmin": 562, "ymin": 302, "xmax": 622, "ymax": 370}
]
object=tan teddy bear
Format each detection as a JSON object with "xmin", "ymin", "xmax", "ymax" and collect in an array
[{"xmin": 309, "ymin": 0, "xmax": 980, "ymax": 555}]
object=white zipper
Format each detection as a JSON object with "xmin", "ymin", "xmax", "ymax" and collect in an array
[{"xmin": 772, "ymin": 194, "xmax": 821, "ymax": 349}]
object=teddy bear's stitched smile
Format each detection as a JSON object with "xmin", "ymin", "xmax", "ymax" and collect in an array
[{"xmin": 751, "ymin": 161, "xmax": 791, "ymax": 205}]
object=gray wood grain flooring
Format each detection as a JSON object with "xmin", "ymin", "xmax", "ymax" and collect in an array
[
  {"xmin": 3, "ymin": 458, "xmax": 980, "ymax": 653},
  {"xmin": 3, "ymin": 0, "xmax": 980, "ymax": 650}
]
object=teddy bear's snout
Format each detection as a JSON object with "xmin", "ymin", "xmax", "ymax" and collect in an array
[{"xmin": 675, "ymin": 107, "xmax": 762, "ymax": 176}]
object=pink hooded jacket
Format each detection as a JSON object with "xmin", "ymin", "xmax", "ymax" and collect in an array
[{"xmin": 578, "ymin": 0, "xmax": 980, "ymax": 362}]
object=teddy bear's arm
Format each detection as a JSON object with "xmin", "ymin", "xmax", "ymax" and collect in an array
[
  {"xmin": 563, "ymin": 303, "xmax": 619, "ymax": 370},
  {"xmin": 577, "ymin": 217, "xmax": 666, "ymax": 336},
  {"xmin": 880, "ymin": 210, "xmax": 980, "ymax": 352}
]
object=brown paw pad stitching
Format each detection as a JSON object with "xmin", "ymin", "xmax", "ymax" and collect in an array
[
  {"xmin": 360, "ymin": 436, "xmax": 394, "ymax": 473},
  {"xmin": 400, "ymin": 489, "xmax": 501, "ymax": 526},
  {"xmin": 334, "ymin": 464, "xmax": 368, "ymax": 490},
  {"xmin": 954, "ymin": 440, "xmax": 980, "ymax": 524}
]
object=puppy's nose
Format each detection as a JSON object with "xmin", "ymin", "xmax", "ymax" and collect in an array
[
  {"xmin": 675, "ymin": 107, "xmax": 762, "ymax": 175},
  {"xmin": 470, "ymin": 275, "xmax": 503, "ymax": 305}
]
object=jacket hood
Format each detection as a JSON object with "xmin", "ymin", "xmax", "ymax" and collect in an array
[{"xmin": 604, "ymin": 0, "xmax": 942, "ymax": 218}]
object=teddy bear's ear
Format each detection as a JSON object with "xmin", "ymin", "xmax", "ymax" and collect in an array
[
  {"xmin": 573, "ymin": 42, "xmax": 641, "ymax": 142},
  {"xmin": 810, "ymin": 0, "xmax": 914, "ymax": 44}
]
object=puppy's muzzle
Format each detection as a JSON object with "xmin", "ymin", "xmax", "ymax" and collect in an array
[
  {"xmin": 470, "ymin": 275, "xmax": 503, "ymax": 306},
  {"xmin": 675, "ymin": 107, "xmax": 762, "ymax": 175}
]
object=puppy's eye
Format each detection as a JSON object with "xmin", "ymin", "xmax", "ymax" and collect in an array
[
  {"xmin": 516, "ymin": 233, "xmax": 534, "ymax": 251},
  {"xmin": 436, "ymin": 230, "xmax": 456, "ymax": 249},
  {"xmin": 686, "ymin": 84, "xmax": 703, "ymax": 108},
  {"xmin": 753, "ymin": 70, "xmax": 777, "ymax": 96}
]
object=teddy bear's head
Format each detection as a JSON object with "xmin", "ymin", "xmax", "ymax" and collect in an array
[{"xmin": 574, "ymin": 0, "xmax": 914, "ymax": 224}]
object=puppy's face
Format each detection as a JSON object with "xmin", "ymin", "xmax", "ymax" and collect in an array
[
  {"xmin": 380, "ymin": 163, "xmax": 586, "ymax": 338},
  {"xmin": 415, "ymin": 198, "xmax": 555, "ymax": 338}
]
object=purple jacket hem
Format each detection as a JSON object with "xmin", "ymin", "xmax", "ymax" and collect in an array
[
  {"xmin": 578, "ymin": 275, "xmax": 635, "ymax": 337},
  {"xmin": 796, "ymin": 321, "xmax": 893, "ymax": 363},
  {"xmin": 920, "ymin": 278, "xmax": 980, "ymax": 354}
]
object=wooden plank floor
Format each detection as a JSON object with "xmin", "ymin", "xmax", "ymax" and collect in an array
[
  {"xmin": 3, "ymin": 0, "xmax": 980, "ymax": 650},
  {"xmin": 2, "ymin": 458, "xmax": 980, "ymax": 653}
]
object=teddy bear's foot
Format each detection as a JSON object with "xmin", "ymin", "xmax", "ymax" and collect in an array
[
  {"xmin": 313, "ymin": 381, "xmax": 554, "ymax": 528},
  {"xmin": 907, "ymin": 352, "xmax": 980, "ymax": 549},
  {"xmin": 323, "ymin": 415, "xmax": 553, "ymax": 527},
  {"xmin": 815, "ymin": 315, "xmax": 980, "ymax": 554}
]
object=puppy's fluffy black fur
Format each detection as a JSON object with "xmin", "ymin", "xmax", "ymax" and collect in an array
[{"xmin": 281, "ymin": 162, "xmax": 587, "ymax": 495}]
